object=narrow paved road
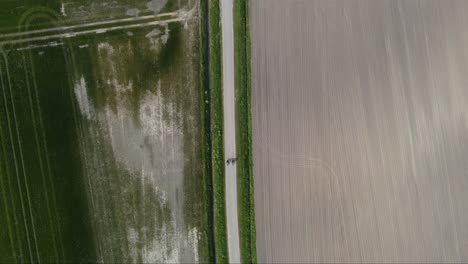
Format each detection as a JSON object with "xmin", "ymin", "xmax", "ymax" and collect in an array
[{"xmin": 220, "ymin": 0, "xmax": 241, "ymax": 262}]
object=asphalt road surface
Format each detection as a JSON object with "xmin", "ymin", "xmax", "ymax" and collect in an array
[
  {"xmin": 251, "ymin": 0, "xmax": 468, "ymax": 262},
  {"xmin": 220, "ymin": 0, "xmax": 241, "ymax": 262}
]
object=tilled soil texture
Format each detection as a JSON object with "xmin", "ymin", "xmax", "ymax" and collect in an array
[{"xmin": 250, "ymin": 0, "xmax": 468, "ymax": 263}]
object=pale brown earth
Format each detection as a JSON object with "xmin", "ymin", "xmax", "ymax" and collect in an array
[{"xmin": 250, "ymin": 0, "xmax": 468, "ymax": 262}]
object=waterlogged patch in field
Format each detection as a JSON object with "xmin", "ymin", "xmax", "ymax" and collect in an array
[
  {"xmin": 0, "ymin": 0, "xmax": 209, "ymax": 263},
  {"xmin": 70, "ymin": 23, "xmax": 206, "ymax": 263}
]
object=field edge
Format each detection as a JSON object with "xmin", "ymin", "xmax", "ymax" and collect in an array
[
  {"xmin": 199, "ymin": 0, "xmax": 216, "ymax": 262},
  {"xmin": 234, "ymin": 0, "xmax": 257, "ymax": 263},
  {"xmin": 208, "ymin": 0, "xmax": 229, "ymax": 263}
]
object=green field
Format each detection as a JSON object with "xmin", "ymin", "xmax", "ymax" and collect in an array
[{"xmin": 0, "ymin": 0, "xmax": 212, "ymax": 262}]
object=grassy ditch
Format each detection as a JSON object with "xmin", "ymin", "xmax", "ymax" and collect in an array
[
  {"xmin": 207, "ymin": 0, "xmax": 229, "ymax": 263},
  {"xmin": 234, "ymin": 0, "xmax": 257, "ymax": 263},
  {"xmin": 199, "ymin": 0, "xmax": 216, "ymax": 262}
]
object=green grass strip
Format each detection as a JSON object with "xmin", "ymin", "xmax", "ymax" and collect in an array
[
  {"xmin": 234, "ymin": 0, "xmax": 257, "ymax": 263},
  {"xmin": 208, "ymin": 0, "xmax": 229, "ymax": 263},
  {"xmin": 199, "ymin": 0, "xmax": 216, "ymax": 262}
]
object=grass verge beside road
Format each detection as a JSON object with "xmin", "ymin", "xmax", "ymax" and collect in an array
[
  {"xmin": 208, "ymin": 0, "xmax": 229, "ymax": 262},
  {"xmin": 199, "ymin": 0, "xmax": 216, "ymax": 262},
  {"xmin": 234, "ymin": 1, "xmax": 257, "ymax": 263}
]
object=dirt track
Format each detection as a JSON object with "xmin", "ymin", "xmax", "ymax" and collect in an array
[{"xmin": 250, "ymin": 0, "xmax": 468, "ymax": 262}]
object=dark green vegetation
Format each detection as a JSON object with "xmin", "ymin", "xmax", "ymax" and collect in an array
[
  {"xmin": 199, "ymin": 0, "xmax": 216, "ymax": 262},
  {"xmin": 234, "ymin": 0, "xmax": 257, "ymax": 263},
  {"xmin": 0, "ymin": 37, "xmax": 96, "ymax": 264},
  {"xmin": 207, "ymin": 0, "xmax": 229, "ymax": 263},
  {"xmin": 0, "ymin": 0, "xmax": 211, "ymax": 263}
]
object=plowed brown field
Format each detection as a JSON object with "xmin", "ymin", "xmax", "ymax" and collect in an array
[{"xmin": 250, "ymin": 0, "xmax": 468, "ymax": 262}]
